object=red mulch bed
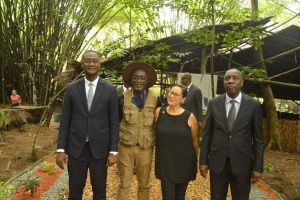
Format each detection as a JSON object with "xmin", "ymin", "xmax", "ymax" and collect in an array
[{"xmin": 10, "ymin": 156, "xmax": 61, "ymax": 200}]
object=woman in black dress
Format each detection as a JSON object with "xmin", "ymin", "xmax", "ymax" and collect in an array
[{"xmin": 154, "ymin": 85, "xmax": 198, "ymax": 200}]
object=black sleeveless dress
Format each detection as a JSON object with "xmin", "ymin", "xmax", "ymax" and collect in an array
[{"xmin": 155, "ymin": 107, "xmax": 197, "ymax": 183}]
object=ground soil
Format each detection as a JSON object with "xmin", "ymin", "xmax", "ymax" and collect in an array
[
  {"xmin": 0, "ymin": 122, "xmax": 58, "ymax": 182},
  {"xmin": 1, "ymin": 120, "xmax": 300, "ymax": 199}
]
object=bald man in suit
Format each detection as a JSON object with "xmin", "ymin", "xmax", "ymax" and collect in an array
[
  {"xmin": 116, "ymin": 79, "xmax": 131, "ymax": 96},
  {"xmin": 199, "ymin": 69, "xmax": 264, "ymax": 200},
  {"xmin": 181, "ymin": 73, "xmax": 203, "ymax": 128}
]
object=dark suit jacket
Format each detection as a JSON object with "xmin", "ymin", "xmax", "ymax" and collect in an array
[
  {"xmin": 199, "ymin": 93, "xmax": 264, "ymax": 176},
  {"xmin": 181, "ymin": 84, "xmax": 202, "ymax": 123},
  {"xmin": 57, "ymin": 76, "xmax": 119, "ymax": 159},
  {"xmin": 116, "ymin": 86, "xmax": 124, "ymax": 96}
]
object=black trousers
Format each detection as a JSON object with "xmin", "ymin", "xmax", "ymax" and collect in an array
[
  {"xmin": 210, "ymin": 157, "xmax": 251, "ymax": 200},
  {"xmin": 68, "ymin": 142, "xmax": 107, "ymax": 200},
  {"xmin": 161, "ymin": 181, "xmax": 189, "ymax": 200}
]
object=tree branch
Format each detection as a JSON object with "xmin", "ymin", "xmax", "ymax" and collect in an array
[
  {"xmin": 249, "ymin": 46, "xmax": 300, "ymax": 67},
  {"xmin": 269, "ymin": 66, "xmax": 300, "ymax": 79}
]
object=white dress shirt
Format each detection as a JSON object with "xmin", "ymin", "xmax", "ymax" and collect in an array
[{"xmin": 225, "ymin": 92, "xmax": 242, "ymax": 118}]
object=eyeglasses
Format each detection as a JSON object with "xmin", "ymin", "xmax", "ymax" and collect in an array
[
  {"xmin": 82, "ymin": 59, "xmax": 100, "ymax": 64},
  {"xmin": 131, "ymin": 75, "xmax": 148, "ymax": 82},
  {"xmin": 224, "ymin": 76, "xmax": 240, "ymax": 82},
  {"xmin": 168, "ymin": 90, "xmax": 183, "ymax": 98},
  {"xmin": 181, "ymin": 77, "xmax": 188, "ymax": 80}
]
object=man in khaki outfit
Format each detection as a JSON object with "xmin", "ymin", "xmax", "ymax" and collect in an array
[{"xmin": 117, "ymin": 62, "xmax": 162, "ymax": 200}]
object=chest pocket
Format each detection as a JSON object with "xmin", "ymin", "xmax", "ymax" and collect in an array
[
  {"xmin": 119, "ymin": 126, "xmax": 135, "ymax": 146},
  {"xmin": 123, "ymin": 107, "xmax": 138, "ymax": 124},
  {"xmin": 143, "ymin": 108, "xmax": 155, "ymax": 127}
]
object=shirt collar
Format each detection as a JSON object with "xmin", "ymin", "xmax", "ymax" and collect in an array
[
  {"xmin": 122, "ymin": 85, "xmax": 131, "ymax": 91},
  {"xmin": 226, "ymin": 92, "xmax": 242, "ymax": 104},
  {"xmin": 187, "ymin": 83, "xmax": 192, "ymax": 88},
  {"xmin": 84, "ymin": 76, "xmax": 99, "ymax": 87}
]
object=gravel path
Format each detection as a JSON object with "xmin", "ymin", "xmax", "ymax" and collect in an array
[{"xmin": 83, "ymin": 163, "xmax": 274, "ymax": 199}]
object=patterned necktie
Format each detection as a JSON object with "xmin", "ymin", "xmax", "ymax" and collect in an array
[
  {"xmin": 228, "ymin": 100, "xmax": 236, "ymax": 131},
  {"xmin": 87, "ymin": 83, "xmax": 94, "ymax": 111}
]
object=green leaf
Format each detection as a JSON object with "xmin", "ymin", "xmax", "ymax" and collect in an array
[{"xmin": 264, "ymin": 164, "xmax": 275, "ymax": 173}]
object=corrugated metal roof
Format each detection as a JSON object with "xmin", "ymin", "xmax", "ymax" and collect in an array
[{"xmin": 102, "ymin": 17, "xmax": 300, "ymax": 100}]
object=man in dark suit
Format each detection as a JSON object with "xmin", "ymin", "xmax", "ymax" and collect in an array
[
  {"xmin": 56, "ymin": 50, "xmax": 119, "ymax": 200},
  {"xmin": 181, "ymin": 72, "xmax": 203, "ymax": 128},
  {"xmin": 199, "ymin": 69, "xmax": 264, "ymax": 200}
]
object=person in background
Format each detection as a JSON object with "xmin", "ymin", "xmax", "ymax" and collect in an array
[
  {"xmin": 181, "ymin": 73, "xmax": 203, "ymax": 128},
  {"xmin": 116, "ymin": 79, "xmax": 131, "ymax": 96},
  {"xmin": 154, "ymin": 84, "xmax": 198, "ymax": 200},
  {"xmin": 10, "ymin": 90, "xmax": 21, "ymax": 107},
  {"xmin": 117, "ymin": 62, "xmax": 162, "ymax": 200},
  {"xmin": 199, "ymin": 69, "xmax": 264, "ymax": 200},
  {"xmin": 56, "ymin": 50, "xmax": 119, "ymax": 200},
  {"xmin": 181, "ymin": 72, "xmax": 203, "ymax": 146}
]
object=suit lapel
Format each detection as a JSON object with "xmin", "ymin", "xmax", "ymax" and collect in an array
[
  {"xmin": 77, "ymin": 78, "xmax": 89, "ymax": 113},
  {"xmin": 184, "ymin": 84, "xmax": 193, "ymax": 103},
  {"xmin": 217, "ymin": 94, "xmax": 228, "ymax": 132}
]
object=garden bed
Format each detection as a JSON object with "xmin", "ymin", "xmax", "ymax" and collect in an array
[{"xmin": 2, "ymin": 154, "xmax": 68, "ymax": 200}]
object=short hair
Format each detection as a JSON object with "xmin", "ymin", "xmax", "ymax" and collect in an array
[
  {"xmin": 81, "ymin": 50, "xmax": 100, "ymax": 60},
  {"xmin": 173, "ymin": 84, "xmax": 187, "ymax": 98},
  {"xmin": 182, "ymin": 73, "xmax": 192, "ymax": 80}
]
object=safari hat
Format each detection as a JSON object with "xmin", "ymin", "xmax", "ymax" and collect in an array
[{"xmin": 122, "ymin": 62, "xmax": 157, "ymax": 88}]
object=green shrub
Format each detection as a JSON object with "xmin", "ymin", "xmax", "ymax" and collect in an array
[
  {"xmin": 43, "ymin": 161, "xmax": 56, "ymax": 175},
  {"xmin": 0, "ymin": 182, "xmax": 14, "ymax": 198},
  {"xmin": 23, "ymin": 177, "xmax": 40, "ymax": 196},
  {"xmin": 264, "ymin": 164, "xmax": 275, "ymax": 173}
]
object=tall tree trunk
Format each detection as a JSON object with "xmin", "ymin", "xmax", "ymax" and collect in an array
[
  {"xmin": 251, "ymin": 0, "xmax": 281, "ymax": 151},
  {"xmin": 228, "ymin": 50, "xmax": 233, "ymax": 69},
  {"xmin": 28, "ymin": 64, "xmax": 38, "ymax": 106},
  {"xmin": 209, "ymin": 0, "xmax": 216, "ymax": 98},
  {"xmin": 200, "ymin": 47, "xmax": 207, "ymax": 74},
  {"xmin": 0, "ymin": 4, "xmax": 4, "ymax": 104}
]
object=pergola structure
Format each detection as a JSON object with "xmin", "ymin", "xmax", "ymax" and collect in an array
[{"xmin": 102, "ymin": 17, "xmax": 300, "ymax": 102}]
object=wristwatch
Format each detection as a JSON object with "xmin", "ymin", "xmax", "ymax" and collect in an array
[{"xmin": 110, "ymin": 152, "xmax": 118, "ymax": 156}]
